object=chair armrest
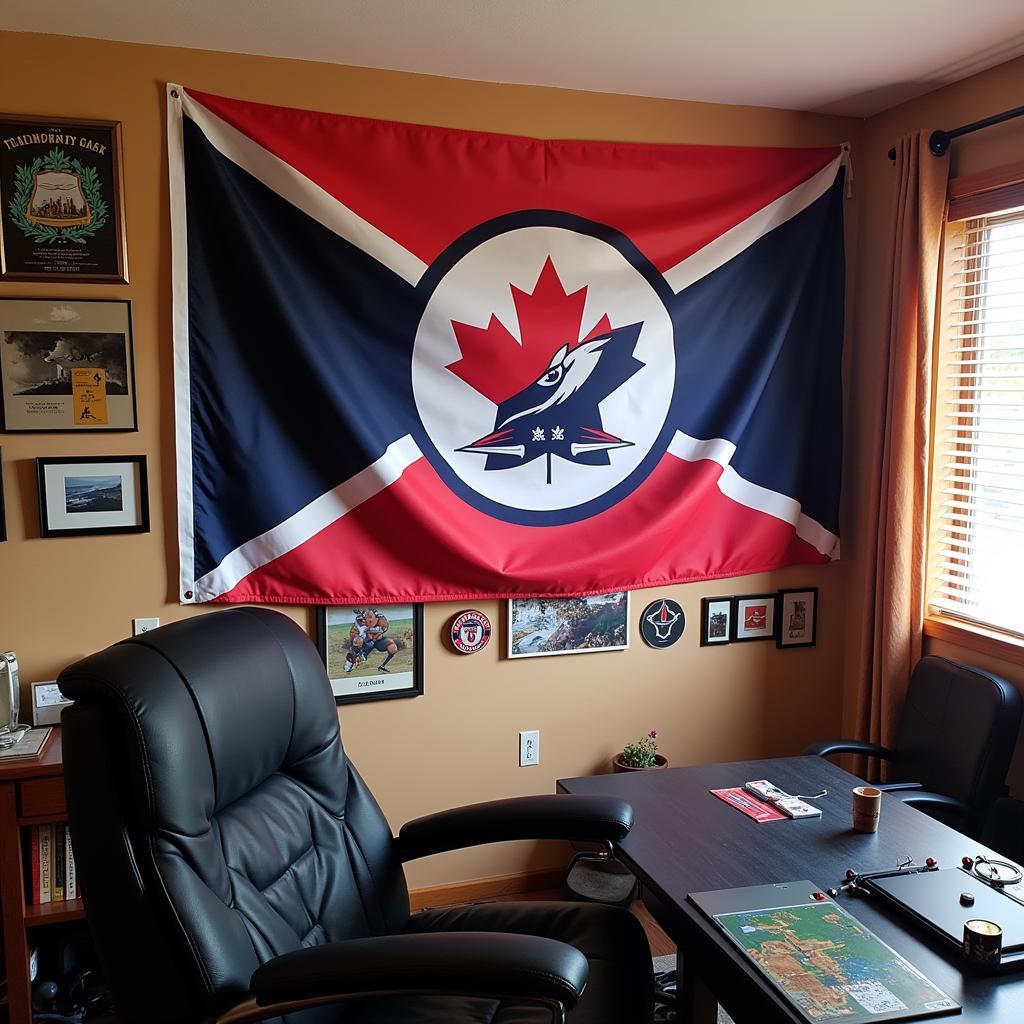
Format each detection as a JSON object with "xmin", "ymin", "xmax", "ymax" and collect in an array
[
  {"xmin": 891, "ymin": 790, "xmax": 976, "ymax": 818},
  {"xmin": 875, "ymin": 782, "xmax": 923, "ymax": 792},
  {"xmin": 802, "ymin": 739, "xmax": 897, "ymax": 760},
  {"xmin": 397, "ymin": 794, "xmax": 633, "ymax": 861},
  {"xmin": 251, "ymin": 932, "xmax": 587, "ymax": 1010}
]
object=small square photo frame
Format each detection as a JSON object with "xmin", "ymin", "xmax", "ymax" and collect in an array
[
  {"xmin": 36, "ymin": 455, "xmax": 148, "ymax": 537},
  {"xmin": 700, "ymin": 597, "xmax": 732, "ymax": 646},
  {"xmin": 732, "ymin": 594, "xmax": 777, "ymax": 642},
  {"xmin": 316, "ymin": 604, "xmax": 424, "ymax": 705},
  {"xmin": 777, "ymin": 588, "xmax": 818, "ymax": 648}
]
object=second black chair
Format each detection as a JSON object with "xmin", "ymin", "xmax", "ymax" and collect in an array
[{"xmin": 804, "ymin": 655, "xmax": 1022, "ymax": 835}]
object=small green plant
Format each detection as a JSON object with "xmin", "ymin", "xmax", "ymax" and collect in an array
[{"xmin": 620, "ymin": 729, "xmax": 659, "ymax": 768}]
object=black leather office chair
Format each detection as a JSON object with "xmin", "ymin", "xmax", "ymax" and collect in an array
[
  {"xmin": 804, "ymin": 655, "xmax": 1022, "ymax": 835},
  {"xmin": 57, "ymin": 608, "xmax": 653, "ymax": 1024}
]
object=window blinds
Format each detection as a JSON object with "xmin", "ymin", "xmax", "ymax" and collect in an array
[{"xmin": 929, "ymin": 208, "xmax": 1024, "ymax": 635}]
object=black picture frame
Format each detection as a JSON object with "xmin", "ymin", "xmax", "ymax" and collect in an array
[
  {"xmin": 700, "ymin": 596, "xmax": 733, "ymax": 646},
  {"xmin": 777, "ymin": 587, "xmax": 819, "ymax": 649},
  {"xmin": 316, "ymin": 604, "xmax": 424, "ymax": 705},
  {"xmin": 0, "ymin": 114, "xmax": 128, "ymax": 283},
  {"xmin": 36, "ymin": 455, "xmax": 149, "ymax": 537},
  {"xmin": 731, "ymin": 593, "xmax": 779, "ymax": 643},
  {"xmin": 0, "ymin": 297, "xmax": 138, "ymax": 432}
]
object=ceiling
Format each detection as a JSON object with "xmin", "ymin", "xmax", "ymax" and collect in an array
[{"xmin": 4, "ymin": 0, "xmax": 1024, "ymax": 117}]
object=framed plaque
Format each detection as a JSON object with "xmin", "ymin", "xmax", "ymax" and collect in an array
[{"xmin": 0, "ymin": 114, "xmax": 128, "ymax": 282}]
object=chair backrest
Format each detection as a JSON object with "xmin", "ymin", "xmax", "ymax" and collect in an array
[
  {"xmin": 891, "ymin": 655, "xmax": 1022, "ymax": 809},
  {"xmin": 58, "ymin": 607, "xmax": 410, "ymax": 1024}
]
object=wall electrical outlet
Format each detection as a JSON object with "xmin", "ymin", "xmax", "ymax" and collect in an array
[
  {"xmin": 519, "ymin": 729, "xmax": 540, "ymax": 766},
  {"xmin": 133, "ymin": 617, "xmax": 160, "ymax": 635}
]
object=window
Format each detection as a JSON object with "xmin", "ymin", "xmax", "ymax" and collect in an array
[{"xmin": 928, "ymin": 206, "xmax": 1024, "ymax": 637}]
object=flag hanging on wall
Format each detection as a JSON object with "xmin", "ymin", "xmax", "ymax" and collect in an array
[{"xmin": 167, "ymin": 85, "xmax": 847, "ymax": 605}]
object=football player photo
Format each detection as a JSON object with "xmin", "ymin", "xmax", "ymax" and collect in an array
[{"xmin": 316, "ymin": 604, "xmax": 424, "ymax": 704}]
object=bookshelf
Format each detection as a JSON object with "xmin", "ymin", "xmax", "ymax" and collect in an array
[{"xmin": 0, "ymin": 730, "xmax": 86, "ymax": 1024}]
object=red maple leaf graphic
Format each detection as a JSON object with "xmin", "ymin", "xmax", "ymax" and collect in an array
[{"xmin": 447, "ymin": 257, "xmax": 612, "ymax": 405}]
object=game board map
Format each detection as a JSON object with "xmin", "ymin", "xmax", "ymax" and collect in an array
[{"xmin": 713, "ymin": 900, "xmax": 960, "ymax": 1022}]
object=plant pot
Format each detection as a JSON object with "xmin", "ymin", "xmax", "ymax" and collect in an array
[{"xmin": 612, "ymin": 753, "xmax": 668, "ymax": 773}]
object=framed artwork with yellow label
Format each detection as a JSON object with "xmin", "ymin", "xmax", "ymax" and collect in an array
[{"xmin": 0, "ymin": 297, "xmax": 137, "ymax": 431}]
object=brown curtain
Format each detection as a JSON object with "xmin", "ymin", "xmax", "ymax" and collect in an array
[{"xmin": 855, "ymin": 133, "xmax": 949, "ymax": 766}]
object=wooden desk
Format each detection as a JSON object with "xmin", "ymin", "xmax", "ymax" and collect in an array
[
  {"xmin": 0, "ymin": 730, "xmax": 85, "ymax": 1024},
  {"xmin": 559, "ymin": 755, "xmax": 1024, "ymax": 1023}
]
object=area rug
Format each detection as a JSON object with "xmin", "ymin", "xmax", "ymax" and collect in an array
[{"xmin": 652, "ymin": 955, "xmax": 734, "ymax": 1024}]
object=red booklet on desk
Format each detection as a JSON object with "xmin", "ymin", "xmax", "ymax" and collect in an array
[{"xmin": 710, "ymin": 787, "xmax": 786, "ymax": 823}]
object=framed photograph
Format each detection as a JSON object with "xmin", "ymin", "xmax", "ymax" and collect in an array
[
  {"xmin": 36, "ymin": 455, "xmax": 148, "ymax": 537},
  {"xmin": 700, "ymin": 597, "xmax": 732, "ymax": 646},
  {"xmin": 508, "ymin": 593, "xmax": 630, "ymax": 658},
  {"xmin": 0, "ymin": 298, "xmax": 137, "ymax": 432},
  {"xmin": 778, "ymin": 587, "xmax": 818, "ymax": 648},
  {"xmin": 316, "ymin": 604, "xmax": 424, "ymax": 705},
  {"xmin": 0, "ymin": 114, "xmax": 128, "ymax": 282},
  {"xmin": 732, "ymin": 594, "xmax": 778, "ymax": 642}
]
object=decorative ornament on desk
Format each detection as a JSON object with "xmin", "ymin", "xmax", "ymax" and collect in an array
[
  {"xmin": 639, "ymin": 598, "xmax": 684, "ymax": 649},
  {"xmin": 449, "ymin": 609, "xmax": 492, "ymax": 654},
  {"xmin": 613, "ymin": 729, "xmax": 668, "ymax": 773}
]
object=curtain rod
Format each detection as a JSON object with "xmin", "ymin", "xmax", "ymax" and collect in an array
[{"xmin": 886, "ymin": 104, "xmax": 1024, "ymax": 161}]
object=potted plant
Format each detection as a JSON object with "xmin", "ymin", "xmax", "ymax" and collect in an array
[{"xmin": 613, "ymin": 729, "xmax": 668, "ymax": 772}]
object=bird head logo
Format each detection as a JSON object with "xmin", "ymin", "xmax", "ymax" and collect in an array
[{"xmin": 457, "ymin": 322, "xmax": 644, "ymax": 484}]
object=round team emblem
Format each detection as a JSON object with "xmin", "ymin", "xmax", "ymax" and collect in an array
[
  {"xmin": 450, "ymin": 609, "xmax": 492, "ymax": 654},
  {"xmin": 639, "ymin": 598, "xmax": 685, "ymax": 649},
  {"xmin": 412, "ymin": 212, "xmax": 678, "ymax": 526}
]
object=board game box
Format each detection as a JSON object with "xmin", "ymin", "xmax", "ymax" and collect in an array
[{"xmin": 689, "ymin": 881, "xmax": 960, "ymax": 1023}]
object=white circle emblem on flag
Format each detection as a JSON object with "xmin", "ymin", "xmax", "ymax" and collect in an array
[{"xmin": 412, "ymin": 223, "xmax": 676, "ymax": 523}]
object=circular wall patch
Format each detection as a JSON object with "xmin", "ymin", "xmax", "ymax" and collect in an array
[
  {"xmin": 450, "ymin": 609, "xmax": 493, "ymax": 654},
  {"xmin": 639, "ymin": 599, "xmax": 685, "ymax": 649}
]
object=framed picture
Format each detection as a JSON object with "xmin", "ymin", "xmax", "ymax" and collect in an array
[
  {"xmin": 36, "ymin": 455, "xmax": 148, "ymax": 537},
  {"xmin": 508, "ymin": 593, "xmax": 630, "ymax": 658},
  {"xmin": 732, "ymin": 594, "xmax": 778, "ymax": 642},
  {"xmin": 0, "ymin": 446, "xmax": 5, "ymax": 542},
  {"xmin": 0, "ymin": 298, "xmax": 137, "ymax": 432},
  {"xmin": 316, "ymin": 604, "xmax": 424, "ymax": 705},
  {"xmin": 778, "ymin": 588, "xmax": 818, "ymax": 648},
  {"xmin": 0, "ymin": 114, "xmax": 128, "ymax": 282},
  {"xmin": 700, "ymin": 597, "xmax": 732, "ymax": 646}
]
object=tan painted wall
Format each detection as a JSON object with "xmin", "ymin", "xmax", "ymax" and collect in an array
[
  {"xmin": 842, "ymin": 57, "xmax": 1024, "ymax": 785},
  {"xmin": 0, "ymin": 31, "xmax": 863, "ymax": 889}
]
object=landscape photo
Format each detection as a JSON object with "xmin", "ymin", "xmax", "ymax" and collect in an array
[
  {"xmin": 510, "ymin": 592, "xmax": 629, "ymax": 657},
  {"xmin": 64, "ymin": 474, "xmax": 123, "ymax": 513},
  {"xmin": 3, "ymin": 330, "xmax": 129, "ymax": 396}
]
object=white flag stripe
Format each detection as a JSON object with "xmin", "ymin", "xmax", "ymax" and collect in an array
[
  {"xmin": 177, "ymin": 87, "xmax": 428, "ymax": 287},
  {"xmin": 167, "ymin": 86, "xmax": 198, "ymax": 601},
  {"xmin": 663, "ymin": 155, "xmax": 843, "ymax": 295},
  {"xmin": 190, "ymin": 435, "xmax": 423, "ymax": 603},
  {"xmin": 668, "ymin": 430, "xmax": 839, "ymax": 558}
]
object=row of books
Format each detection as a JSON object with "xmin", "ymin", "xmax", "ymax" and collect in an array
[{"xmin": 27, "ymin": 823, "xmax": 78, "ymax": 904}]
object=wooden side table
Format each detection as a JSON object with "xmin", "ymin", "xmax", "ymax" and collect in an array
[{"xmin": 0, "ymin": 730, "xmax": 85, "ymax": 1024}]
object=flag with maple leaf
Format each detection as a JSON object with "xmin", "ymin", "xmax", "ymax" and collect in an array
[{"xmin": 168, "ymin": 85, "xmax": 847, "ymax": 605}]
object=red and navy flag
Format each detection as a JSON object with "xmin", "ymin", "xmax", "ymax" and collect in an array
[{"xmin": 167, "ymin": 85, "xmax": 847, "ymax": 605}]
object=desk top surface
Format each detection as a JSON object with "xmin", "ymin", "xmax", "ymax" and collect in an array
[{"xmin": 559, "ymin": 755, "xmax": 1024, "ymax": 1023}]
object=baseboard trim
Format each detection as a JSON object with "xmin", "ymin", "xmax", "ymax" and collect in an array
[{"xmin": 409, "ymin": 866, "xmax": 566, "ymax": 912}]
